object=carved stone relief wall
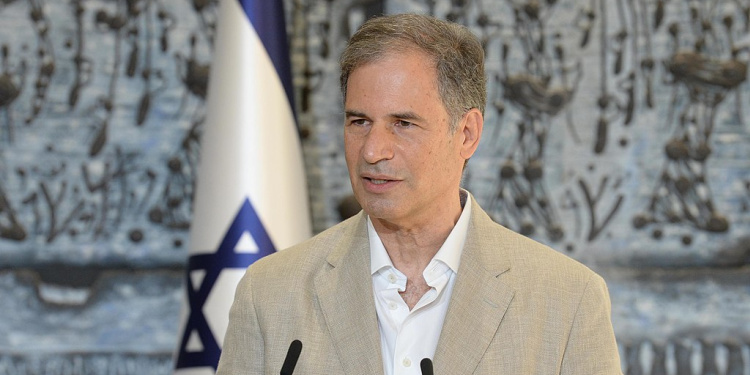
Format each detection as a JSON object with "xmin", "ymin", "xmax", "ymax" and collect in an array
[
  {"xmin": 0, "ymin": 0, "xmax": 748, "ymax": 374},
  {"xmin": 0, "ymin": 0, "xmax": 215, "ymax": 372}
]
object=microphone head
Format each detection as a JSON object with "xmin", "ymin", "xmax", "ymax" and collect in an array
[
  {"xmin": 280, "ymin": 340, "xmax": 303, "ymax": 375},
  {"xmin": 420, "ymin": 358, "xmax": 434, "ymax": 375}
]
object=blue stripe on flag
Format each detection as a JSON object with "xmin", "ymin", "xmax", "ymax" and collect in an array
[{"xmin": 238, "ymin": 0, "xmax": 296, "ymax": 116}]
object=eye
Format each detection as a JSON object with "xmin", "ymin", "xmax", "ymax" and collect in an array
[
  {"xmin": 348, "ymin": 118, "xmax": 369, "ymax": 126},
  {"xmin": 396, "ymin": 120, "xmax": 414, "ymax": 127}
]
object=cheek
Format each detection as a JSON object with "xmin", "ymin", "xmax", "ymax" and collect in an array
[
  {"xmin": 343, "ymin": 136, "xmax": 358, "ymax": 159},
  {"xmin": 430, "ymin": 141, "xmax": 461, "ymax": 173}
]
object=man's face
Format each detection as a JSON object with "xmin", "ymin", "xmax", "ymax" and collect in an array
[{"xmin": 343, "ymin": 49, "xmax": 467, "ymax": 227}]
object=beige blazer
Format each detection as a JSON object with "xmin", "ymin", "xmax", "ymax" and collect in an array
[{"xmin": 217, "ymin": 198, "xmax": 622, "ymax": 374}]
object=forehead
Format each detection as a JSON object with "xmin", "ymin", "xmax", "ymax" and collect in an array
[
  {"xmin": 344, "ymin": 50, "xmax": 449, "ymax": 122},
  {"xmin": 349, "ymin": 51, "xmax": 437, "ymax": 92},
  {"xmin": 348, "ymin": 49, "xmax": 437, "ymax": 86}
]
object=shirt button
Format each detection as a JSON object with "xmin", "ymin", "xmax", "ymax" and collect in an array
[
  {"xmin": 388, "ymin": 302, "xmax": 398, "ymax": 310},
  {"xmin": 402, "ymin": 357, "xmax": 411, "ymax": 367},
  {"xmin": 387, "ymin": 273, "xmax": 397, "ymax": 283}
]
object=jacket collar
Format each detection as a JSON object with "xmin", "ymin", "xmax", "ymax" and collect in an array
[
  {"xmin": 314, "ymin": 213, "xmax": 384, "ymax": 374},
  {"xmin": 433, "ymin": 196, "xmax": 515, "ymax": 374}
]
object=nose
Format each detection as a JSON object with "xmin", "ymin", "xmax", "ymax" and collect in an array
[{"xmin": 362, "ymin": 123, "xmax": 395, "ymax": 164}]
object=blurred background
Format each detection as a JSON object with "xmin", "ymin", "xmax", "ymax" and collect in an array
[{"xmin": 0, "ymin": 0, "xmax": 749, "ymax": 374}]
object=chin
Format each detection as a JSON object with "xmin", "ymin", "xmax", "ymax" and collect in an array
[{"xmin": 359, "ymin": 199, "xmax": 401, "ymax": 220}]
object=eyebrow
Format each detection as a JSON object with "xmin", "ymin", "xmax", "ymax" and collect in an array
[
  {"xmin": 345, "ymin": 110, "xmax": 367, "ymax": 118},
  {"xmin": 344, "ymin": 110, "xmax": 425, "ymax": 122},
  {"xmin": 390, "ymin": 111, "xmax": 424, "ymax": 122}
]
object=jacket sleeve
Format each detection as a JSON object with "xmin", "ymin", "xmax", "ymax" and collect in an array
[
  {"xmin": 216, "ymin": 271, "xmax": 264, "ymax": 374},
  {"xmin": 560, "ymin": 273, "xmax": 623, "ymax": 375}
]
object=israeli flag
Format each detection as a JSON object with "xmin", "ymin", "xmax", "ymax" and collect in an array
[{"xmin": 173, "ymin": 0, "xmax": 311, "ymax": 373}]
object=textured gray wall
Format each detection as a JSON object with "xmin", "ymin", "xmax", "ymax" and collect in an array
[
  {"xmin": 1, "ymin": 0, "xmax": 749, "ymax": 374},
  {"xmin": 0, "ymin": 0, "xmax": 209, "ymax": 373}
]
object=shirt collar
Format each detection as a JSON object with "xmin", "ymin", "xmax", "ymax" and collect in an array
[{"xmin": 369, "ymin": 190, "xmax": 472, "ymax": 275}]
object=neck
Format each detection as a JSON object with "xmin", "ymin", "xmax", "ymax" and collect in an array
[{"xmin": 370, "ymin": 193, "xmax": 464, "ymax": 274}]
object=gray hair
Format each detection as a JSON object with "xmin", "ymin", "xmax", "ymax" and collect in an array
[{"xmin": 339, "ymin": 13, "xmax": 486, "ymax": 132}]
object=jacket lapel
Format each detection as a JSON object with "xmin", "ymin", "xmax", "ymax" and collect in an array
[
  {"xmin": 314, "ymin": 213, "xmax": 384, "ymax": 374},
  {"xmin": 434, "ymin": 200, "xmax": 516, "ymax": 374}
]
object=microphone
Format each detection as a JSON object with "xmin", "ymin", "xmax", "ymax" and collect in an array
[
  {"xmin": 280, "ymin": 340, "xmax": 303, "ymax": 375},
  {"xmin": 420, "ymin": 358, "xmax": 434, "ymax": 375}
]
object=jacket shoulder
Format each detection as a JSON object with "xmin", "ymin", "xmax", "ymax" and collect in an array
[{"xmin": 471, "ymin": 203, "xmax": 600, "ymax": 289}]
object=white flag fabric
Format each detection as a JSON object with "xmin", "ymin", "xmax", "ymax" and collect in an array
[{"xmin": 174, "ymin": 0, "xmax": 311, "ymax": 373}]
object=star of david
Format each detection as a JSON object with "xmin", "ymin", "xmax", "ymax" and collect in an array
[{"xmin": 175, "ymin": 198, "xmax": 276, "ymax": 370}]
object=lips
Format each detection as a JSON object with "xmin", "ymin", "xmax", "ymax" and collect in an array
[
  {"xmin": 360, "ymin": 174, "xmax": 400, "ymax": 192},
  {"xmin": 362, "ymin": 173, "xmax": 397, "ymax": 183}
]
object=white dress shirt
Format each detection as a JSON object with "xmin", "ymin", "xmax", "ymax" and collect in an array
[{"xmin": 368, "ymin": 192, "xmax": 472, "ymax": 375}]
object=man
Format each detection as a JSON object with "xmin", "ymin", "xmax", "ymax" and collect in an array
[{"xmin": 217, "ymin": 14, "xmax": 622, "ymax": 375}]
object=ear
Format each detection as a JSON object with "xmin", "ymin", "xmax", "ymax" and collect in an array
[{"xmin": 458, "ymin": 108, "xmax": 483, "ymax": 161}]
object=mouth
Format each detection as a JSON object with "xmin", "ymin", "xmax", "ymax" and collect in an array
[
  {"xmin": 367, "ymin": 178, "xmax": 390, "ymax": 185},
  {"xmin": 360, "ymin": 175, "xmax": 399, "ymax": 191}
]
